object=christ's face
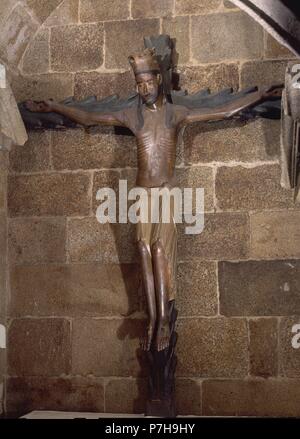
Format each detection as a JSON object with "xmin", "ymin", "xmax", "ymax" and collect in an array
[{"xmin": 135, "ymin": 72, "xmax": 162, "ymax": 105}]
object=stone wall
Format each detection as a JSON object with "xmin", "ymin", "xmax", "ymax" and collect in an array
[
  {"xmin": 0, "ymin": 58, "xmax": 27, "ymax": 417},
  {"xmin": 0, "ymin": 149, "xmax": 8, "ymax": 416},
  {"xmin": 2, "ymin": 0, "xmax": 300, "ymax": 416}
]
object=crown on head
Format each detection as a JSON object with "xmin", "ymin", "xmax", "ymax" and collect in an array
[{"xmin": 128, "ymin": 48, "xmax": 161, "ymax": 76}]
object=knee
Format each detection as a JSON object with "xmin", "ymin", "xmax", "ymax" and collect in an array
[
  {"xmin": 137, "ymin": 239, "xmax": 150, "ymax": 257},
  {"xmin": 151, "ymin": 238, "xmax": 164, "ymax": 257}
]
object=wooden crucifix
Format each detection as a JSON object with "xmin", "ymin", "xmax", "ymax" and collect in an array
[{"xmin": 20, "ymin": 35, "xmax": 284, "ymax": 417}]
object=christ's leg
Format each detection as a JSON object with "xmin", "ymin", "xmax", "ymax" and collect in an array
[
  {"xmin": 137, "ymin": 239, "xmax": 156, "ymax": 351},
  {"xmin": 151, "ymin": 238, "xmax": 170, "ymax": 351}
]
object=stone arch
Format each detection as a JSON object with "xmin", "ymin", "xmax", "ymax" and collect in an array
[
  {"xmin": 0, "ymin": 0, "xmax": 76, "ymax": 101},
  {"xmin": 0, "ymin": 1, "xmax": 65, "ymax": 69}
]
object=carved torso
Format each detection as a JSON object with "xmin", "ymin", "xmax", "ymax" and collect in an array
[{"xmin": 122, "ymin": 101, "xmax": 187, "ymax": 187}]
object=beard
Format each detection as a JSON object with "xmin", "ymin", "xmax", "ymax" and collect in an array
[{"xmin": 143, "ymin": 94, "xmax": 158, "ymax": 105}]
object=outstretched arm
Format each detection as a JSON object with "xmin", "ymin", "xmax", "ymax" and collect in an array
[
  {"xmin": 182, "ymin": 85, "xmax": 283, "ymax": 125},
  {"xmin": 25, "ymin": 99, "xmax": 126, "ymax": 127}
]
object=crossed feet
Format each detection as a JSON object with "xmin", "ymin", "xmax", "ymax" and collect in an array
[{"xmin": 140, "ymin": 319, "xmax": 170, "ymax": 352}]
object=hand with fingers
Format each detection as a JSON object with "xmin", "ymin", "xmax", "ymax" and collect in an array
[
  {"xmin": 25, "ymin": 99, "xmax": 54, "ymax": 113},
  {"xmin": 261, "ymin": 84, "xmax": 284, "ymax": 100}
]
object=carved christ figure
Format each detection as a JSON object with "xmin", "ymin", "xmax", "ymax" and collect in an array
[{"xmin": 26, "ymin": 48, "xmax": 282, "ymax": 352}]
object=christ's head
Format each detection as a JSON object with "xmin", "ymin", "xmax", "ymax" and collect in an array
[
  {"xmin": 128, "ymin": 48, "xmax": 163, "ymax": 106},
  {"xmin": 135, "ymin": 71, "xmax": 162, "ymax": 105}
]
